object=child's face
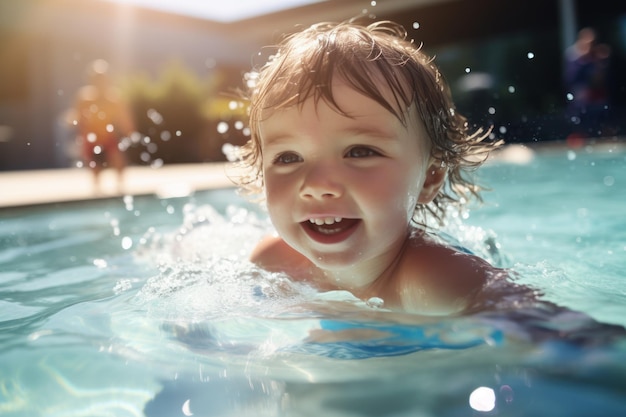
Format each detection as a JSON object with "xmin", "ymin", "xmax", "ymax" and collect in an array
[{"xmin": 258, "ymin": 81, "xmax": 440, "ymax": 275}]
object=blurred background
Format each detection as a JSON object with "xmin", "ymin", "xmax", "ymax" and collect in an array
[{"xmin": 1, "ymin": 0, "xmax": 625, "ymax": 172}]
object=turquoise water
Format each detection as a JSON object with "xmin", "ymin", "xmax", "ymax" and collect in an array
[
  {"xmin": 467, "ymin": 143, "xmax": 626, "ymax": 325},
  {"xmin": 1, "ymin": 143, "xmax": 625, "ymax": 416}
]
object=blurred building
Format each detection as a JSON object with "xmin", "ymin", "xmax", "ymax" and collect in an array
[{"xmin": 1, "ymin": 0, "xmax": 625, "ymax": 171}]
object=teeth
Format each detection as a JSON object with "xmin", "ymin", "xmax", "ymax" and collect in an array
[{"xmin": 309, "ymin": 217, "xmax": 342, "ymax": 225}]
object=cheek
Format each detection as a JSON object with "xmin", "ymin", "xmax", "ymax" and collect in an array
[
  {"xmin": 264, "ymin": 172, "xmax": 288, "ymax": 200},
  {"xmin": 398, "ymin": 182, "xmax": 421, "ymax": 222},
  {"xmin": 389, "ymin": 169, "xmax": 426, "ymax": 223},
  {"xmin": 355, "ymin": 181, "xmax": 409, "ymax": 229},
  {"xmin": 374, "ymin": 167, "xmax": 424, "ymax": 212},
  {"xmin": 404, "ymin": 192, "xmax": 419, "ymax": 220},
  {"xmin": 263, "ymin": 173, "xmax": 293, "ymax": 218}
]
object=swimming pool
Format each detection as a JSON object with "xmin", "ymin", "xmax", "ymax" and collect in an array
[{"xmin": 1, "ymin": 141, "xmax": 625, "ymax": 416}]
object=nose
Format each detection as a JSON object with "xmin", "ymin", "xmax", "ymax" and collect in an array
[{"xmin": 299, "ymin": 163, "xmax": 344, "ymax": 199}]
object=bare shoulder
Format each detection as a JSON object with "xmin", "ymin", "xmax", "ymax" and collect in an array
[
  {"xmin": 249, "ymin": 234, "xmax": 285, "ymax": 266},
  {"xmin": 250, "ymin": 235, "xmax": 311, "ymax": 275},
  {"xmin": 395, "ymin": 235, "xmax": 497, "ymax": 314}
]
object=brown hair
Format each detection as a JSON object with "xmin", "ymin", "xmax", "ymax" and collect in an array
[{"xmin": 237, "ymin": 19, "xmax": 501, "ymax": 225}]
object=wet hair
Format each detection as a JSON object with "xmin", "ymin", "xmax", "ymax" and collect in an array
[{"xmin": 237, "ymin": 19, "xmax": 501, "ymax": 225}]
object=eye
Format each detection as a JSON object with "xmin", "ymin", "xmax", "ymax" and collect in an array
[
  {"xmin": 273, "ymin": 152, "xmax": 302, "ymax": 165},
  {"xmin": 345, "ymin": 146, "xmax": 381, "ymax": 158}
]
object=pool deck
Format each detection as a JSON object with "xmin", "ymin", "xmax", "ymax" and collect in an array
[
  {"xmin": 0, "ymin": 162, "xmax": 237, "ymax": 208},
  {"xmin": 1, "ymin": 139, "xmax": 623, "ymax": 209}
]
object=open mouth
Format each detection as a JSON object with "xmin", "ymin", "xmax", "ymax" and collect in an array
[{"xmin": 301, "ymin": 217, "xmax": 360, "ymax": 243}]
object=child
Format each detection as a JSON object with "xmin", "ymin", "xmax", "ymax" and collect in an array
[{"xmin": 236, "ymin": 20, "xmax": 504, "ymax": 315}]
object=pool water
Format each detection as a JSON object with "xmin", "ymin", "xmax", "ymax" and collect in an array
[
  {"xmin": 467, "ymin": 143, "xmax": 626, "ymax": 325},
  {"xmin": 1, "ymin": 142, "xmax": 625, "ymax": 416}
]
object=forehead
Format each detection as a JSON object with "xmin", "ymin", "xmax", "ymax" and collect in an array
[
  {"xmin": 259, "ymin": 80, "xmax": 431, "ymax": 151},
  {"xmin": 258, "ymin": 71, "xmax": 410, "ymax": 124},
  {"xmin": 259, "ymin": 82, "xmax": 393, "ymax": 132}
]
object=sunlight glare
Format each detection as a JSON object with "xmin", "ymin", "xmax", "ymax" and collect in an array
[
  {"xmin": 469, "ymin": 386, "xmax": 496, "ymax": 412},
  {"xmin": 96, "ymin": 0, "xmax": 326, "ymax": 22}
]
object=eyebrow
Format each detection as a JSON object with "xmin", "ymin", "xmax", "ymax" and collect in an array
[
  {"xmin": 260, "ymin": 132, "xmax": 294, "ymax": 147},
  {"xmin": 339, "ymin": 125, "xmax": 397, "ymax": 141}
]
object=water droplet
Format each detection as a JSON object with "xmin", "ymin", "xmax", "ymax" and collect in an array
[
  {"xmin": 113, "ymin": 279, "xmax": 133, "ymax": 294},
  {"xmin": 366, "ymin": 297, "xmax": 384, "ymax": 308},
  {"xmin": 566, "ymin": 150, "xmax": 576, "ymax": 160},
  {"xmin": 508, "ymin": 85, "xmax": 515, "ymax": 93},
  {"xmin": 87, "ymin": 132, "xmax": 97, "ymax": 143},
  {"xmin": 603, "ymin": 176, "xmax": 615, "ymax": 186},
  {"xmin": 412, "ymin": 22, "xmax": 420, "ymax": 29},
  {"xmin": 527, "ymin": 52, "xmax": 535, "ymax": 59},
  {"xmin": 147, "ymin": 108, "xmax": 164, "ymax": 125},
  {"xmin": 488, "ymin": 107, "xmax": 496, "ymax": 115},
  {"xmin": 465, "ymin": 67, "xmax": 471, "ymax": 73},
  {"xmin": 121, "ymin": 236, "xmax": 133, "ymax": 250},
  {"xmin": 147, "ymin": 143, "xmax": 158, "ymax": 153},
  {"xmin": 123, "ymin": 195, "xmax": 134, "ymax": 208},
  {"xmin": 217, "ymin": 122, "xmax": 229, "ymax": 134},
  {"xmin": 93, "ymin": 258, "xmax": 108, "ymax": 268}
]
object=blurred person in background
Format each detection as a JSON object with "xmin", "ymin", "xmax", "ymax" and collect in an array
[
  {"xmin": 564, "ymin": 27, "xmax": 613, "ymax": 140},
  {"xmin": 69, "ymin": 59, "xmax": 135, "ymax": 194}
]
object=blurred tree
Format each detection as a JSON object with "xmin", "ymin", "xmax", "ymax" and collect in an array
[{"xmin": 120, "ymin": 60, "xmax": 234, "ymax": 165}]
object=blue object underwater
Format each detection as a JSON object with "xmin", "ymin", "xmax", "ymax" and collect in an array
[{"xmin": 295, "ymin": 320, "xmax": 504, "ymax": 359}]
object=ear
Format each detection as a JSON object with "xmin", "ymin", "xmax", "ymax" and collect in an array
[{"xmin": 418, "ymin": 160, "xmax": 447, "ymax": 204}]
